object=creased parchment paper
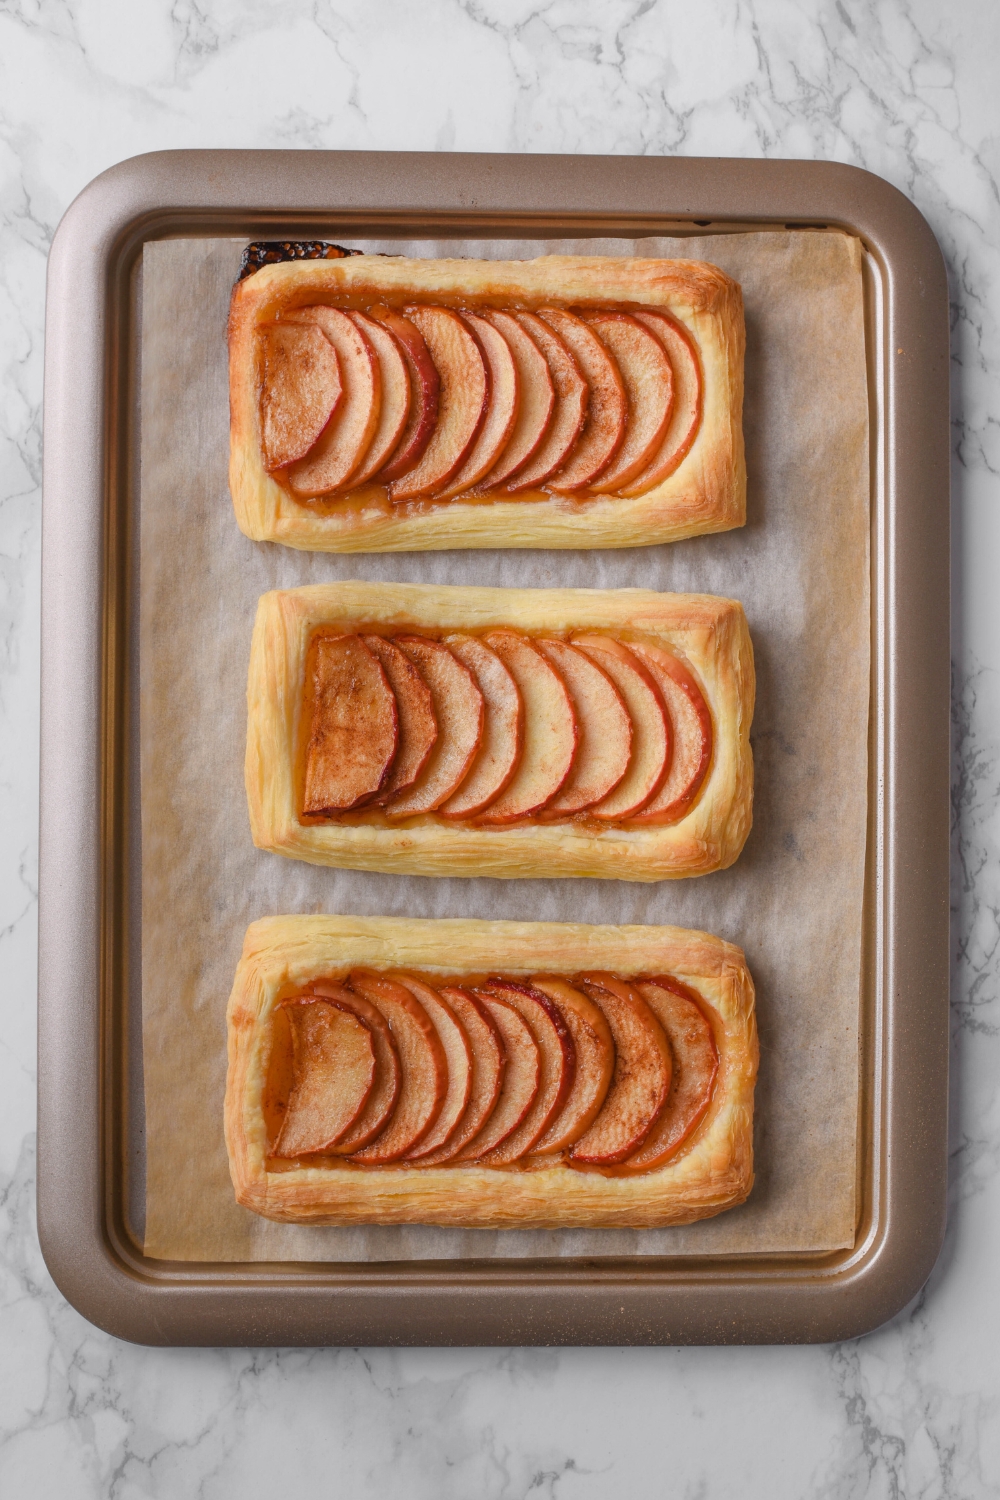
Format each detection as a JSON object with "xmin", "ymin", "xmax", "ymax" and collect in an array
[{"xmin": 140, "ymin": 231, "xmax": 869, "ymax": 1262}]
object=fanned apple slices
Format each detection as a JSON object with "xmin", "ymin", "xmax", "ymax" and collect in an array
[
  {"xmin": 265, "ymin": 968, "xmax": 720, "ymax": 1174},
  {"xmin": 300, "ymin": 626, "xmax": 712, "ymax": 827},
  {"xmin": 258, "ymin": 299, "xmax": 702, "ymax": 502}
]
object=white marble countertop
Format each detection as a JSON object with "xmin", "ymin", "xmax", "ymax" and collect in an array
[{"xmin": 2, "ymin": 1, "xmax": 997, "ymax": 1493}]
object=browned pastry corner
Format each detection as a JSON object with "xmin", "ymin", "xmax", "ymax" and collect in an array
[
  {"xmin": 228, "ymin": 252, "xmax": 745, "ymax": 551},
  {"xmin": 225, "ymin": 915, "xmax": 757, "ymax": 1229}
]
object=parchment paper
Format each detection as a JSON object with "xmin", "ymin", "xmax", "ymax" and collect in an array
[{"xmin": 140, "ymin": 230, "xmax": 869, "ymax": 1262}]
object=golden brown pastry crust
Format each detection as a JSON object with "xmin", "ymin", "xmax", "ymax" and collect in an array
[
  {"xmin": 245, "ymin": 582, "xmax": 754, "ymax": 881},
  {"xmin": 228, "ymin": 255, "xmax": 745, "ymax": 552},
  {"xmin": 225, "ymin": 915, "xmax": 758, "ymax": 1228}
]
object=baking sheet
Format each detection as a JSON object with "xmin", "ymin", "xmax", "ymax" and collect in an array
[{"xmin": 139, "ymin": 230, "xmax": 869, "ymax": 1262}]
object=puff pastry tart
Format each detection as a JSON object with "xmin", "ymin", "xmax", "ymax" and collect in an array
[
  {"xmin": 228, "ymin": 247, "xmax": 745, "ymax": 552},
  {"xmin": 246, "ymin": 582, "xmax": 754, "ymax": 881},
  {"xmin": 225, "ymin": 915, "xmax": 757, "ymax": 1228}
]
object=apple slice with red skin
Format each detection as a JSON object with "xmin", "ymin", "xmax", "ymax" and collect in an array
[
  {"xmin": 285, "ymin": 307, "xmax": 381, "ymax": 495},
  {"xmin": 620, "ymin": 311, "xmax": 704, "ymax": 495},
  {"xmin": 392, "ymin": 975, "xmax": 473, "ymax": 1160},
  {"xmin": 625, "ymin": 642, "xmax": 713, "ymax": 823},
  {"xmin": 505, "ymin": 313, "xmax": 587, "ymax": 491},
  {"xmin": 584, "ymin": 313, "xmax": 674, "ymax": 492},
  {"xmin": 366, "ymin": 307, "xmax": 439, "ymax": 481},
  {"xmin": 569, "ymin": 973, "xmax": 672, "ymax": 1166},
  {"xmin": 439, "ymin": 634, "xmax": 523, "ymax": 819},
  {"xmin": 271, "ymin": 997, "xmax": 375, "ymax": 1158},
  {"xmin": 535, "ymin": 640, "xmax": 632, "ymax": 815},
  {"xmin": 388, "ymin": 306, "xmax": 488, "ymax": 500},
  {"xmin": 570, "ymin": 635, "xmax": 670, "ymax": 819},
  {"xmin": 346, "ymin": 970, "xmax": 448, "ymax": 1162},
  {"xmin": 259, "ymin": 321, "xmax": 342, "ymax": 472},
  {"xmin": 308, "ymin": 981, "xmax": 401, "ymax": 1154},
  {"xmin": 623, "ymin": 977, "xmax": 720, "ymax": 1170},
  {"xmin": 475, "ymin": 631, "xmax": 577, "ymax": 822},
  {"xmin": 540, "ymin": 309, "xmax": 626, "ymax": 491},
  {"xmin": 362, "ymin": 635, "xmax": 438, "ymax": 803},
  {"xmin": 415, "ymin": 987, "xmax": 506, "ymax": 1166},
  {"xmin": 474, "ymin": 980, "xmax": 575, "ymax": 1163},
  {"xmin": 454, "ymin": 990, "xmax": 540, "ymax": 1160},
  {"xmin": 385, "ymin": 638, "xmax": 483, "ymax": 816},
  {"xmin": 434, "ymin": 313, "xmax": 520, "ymax": 498},
  {"xmin": 528, "ymin": 977, "xmax": 615, "ymax": 1153},
  {"xmin": 302, "ymin": 635, "xmax": 398, "ymax": 815},
  {"xmin": 346, "ymin": 311, "xmax": 412, "ymax": 485},
  {"xmin": 475, "ymin": 311, "xmax": 554, "ymax": 488}
]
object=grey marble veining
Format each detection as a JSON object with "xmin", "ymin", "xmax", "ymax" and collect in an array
[{"xmin": 2, "ymin": 0, "xmax": 998, "ymax": 1494}]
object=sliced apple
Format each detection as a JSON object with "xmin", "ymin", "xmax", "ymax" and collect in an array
[
  {"xmin": 584, "ymin": 313, "xmax": 674, "ymax": 492},
  {"xmin": 271, "ymin": 997, "xmax": 375, "ymax": 1158},
  {"xmin": 624, "ymin": 977, "xmax": 719, "ymax": 1170},
  {"xmin": 362, "ymin": 635, "xmax": 438, "ymax": 803},
  {"xmin": 385, "ymin": 638, "xmax": 483, "ymax": 816},
  {"xmin": 415, "ymin": 987, "xmax": 506, "ymax": 1166},
  {"xmin": 528, "ymin": 976, "xmax": 616, "ymax": 1153},
  {"xmin": 434, "ymin": 313, "xmax": 520, "ymax": 497},
  {"xmin": 505, "ymin": 313, "xmax": 587, "ymax": 491},
  {"xmin": 625, "ymin": 642, "xmax": 713, "ymax": 823},
  {"xmin": 475, "ymin": 310, "xmax": 554, "ymax": 488},
  {"xmin": 346, "ymin": 311, "xmax": 412, "ymax": 485},
  {"xmin": 540, "ymin": 309, "xmax": 626, "ymax": 491},
  {"xmin": 388, "ymin": 306, "xmax": 488, "ymax": 500},
  {"xmin": 285, "ymin": 306, "xmax": 380, "ymax": 495},
  {"xmin": 310, "ymin": 981, "xmax": 401, "ymax": 1154},
  {"xmin": 259, "ymin": 321, "xmax": 342, "ymax": 472},
  {"xmin": 366, "ymin": 306, "xmax": 439, "ymax": 480},
  {"xmin": 393, "ymin": 975, "xmax": 473, "ymax": 1161},
  {"xmin": 439, "ymin": 634, "xmax": 523, "ymax": 819},
  {"xmin": 346, "ymin": 970, "xmax": 448, "ymax": 1162},
  {"xmin": 455, "ymin": 992, "xmax": 540, "ymax": 1160},
  {"xmin": 569, "ymin": 974, "xmax": 672, "ymax": 1166},
  {"xmin": 570, "ymin": 635, "xmax": 669, "ymax": 819},
  {"xmin": 535, "ymin": 640, "xmax": 632, "ymax": 815},
  {"xmin": 475, "ymin": 631, "xmax": 577, "ymax": 822},
  {"xmin": 301, "ymin": 634, "xmax": 398, "ymax": 815},
  {"xmin": 474, "ymin": 980, "xmax": 575, "ymax": 1163},
  {"xmin": 620, "ymin": 311, "xmax": 704, "ymax": 495}
]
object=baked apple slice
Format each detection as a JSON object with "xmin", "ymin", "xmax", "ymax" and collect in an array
[
  {"xmin": 540, "ymin": 309, "xmax": 626, "ymax": 491},
  {"xmin": 285, "ymin": 307, "xmax": 381, "ymax": 495},
  {"xmin": 569, "ymin": 974, "xmax": 672, "ymax": 1165},
  {"xmin": 475, "ymin": 311, "xmax": 554, "ymax": 488},
  {"xmin": 620, "ymin": 311, "xmax": 703, "ymax": 494},
  {"xmin": 271, "ymin": 997, "xmax": 375, "ymax": 1158},
  {"xmin": 258, "ymin": 321, "xmax": 342, "ymax": 472},
  {"xmin": 475, "ymin": 980, "xmax": 575, "ymax": 1163},
  {"xmin": 386, "ymin": 638, "xmax": 483, "ymax": 816},
  {"xmin": 415, "ymin": 986, "xmax": 506, "ymax": 1166},
  {"xmin": 367, "ymin": 307, "xmax": 439, "ymax": 480},
  {"xmin": 624, "ymin": 977, "xmax": 719, "ymax": 1170},
  {"xmin": 528, "ymin": 976, "xmax": 615, "ymax": 1153},
  {"xmin": 310, "ymin": 981, "xmax": 401, "ymax": 1154},
  {"xmin": 535, "ymin": 640, "xmax": 632, "ymax": 815},
  {"xmin": 434, "ymin": 312, "xmax": 520, "ymax": 497},
  {"xmin": 505, "ymin": 313, "xmax": 587, "ymax": 491},
  {"xmin": 346, "ymin": 971, "xmax": 448, "ymax": 1162},
  {"xmin": 584, "ymin": 313, "xmax": 674, "ymax": 492},
  {"xmin": 362, "ymin": 635, "xmax": 438, "ymax": 803},
  {"xmin": 302, "ymin": 635, "xmax": 398, "ymax": 815},
  {"xmin": 439, "ymin": 634, "xmax": 523, "ymax": 819},
  {"xmin": 625, "ymin": 642, "xmax": 713, "ymax": 823},
  {"xmin": 455, "ymin": 991, "xmax": 540, "ymax": 1160},
  {"xmin": 393, "ymin": 975, "xmax": 473, "ymax": 1161},
  {"xmin": 388, "ymin": 306, "xmax": 488, "ymax": 500},
  {"xmin": 570, "ymin": 635, "xmax": 669, "ymax": 819},
  {"xmin": 475, "ymin": 631, "xmax": 577, "ymax": 822},
  {"xmin": 346, "ymin": 311, "xmax": 412, "ymax": 485}
]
